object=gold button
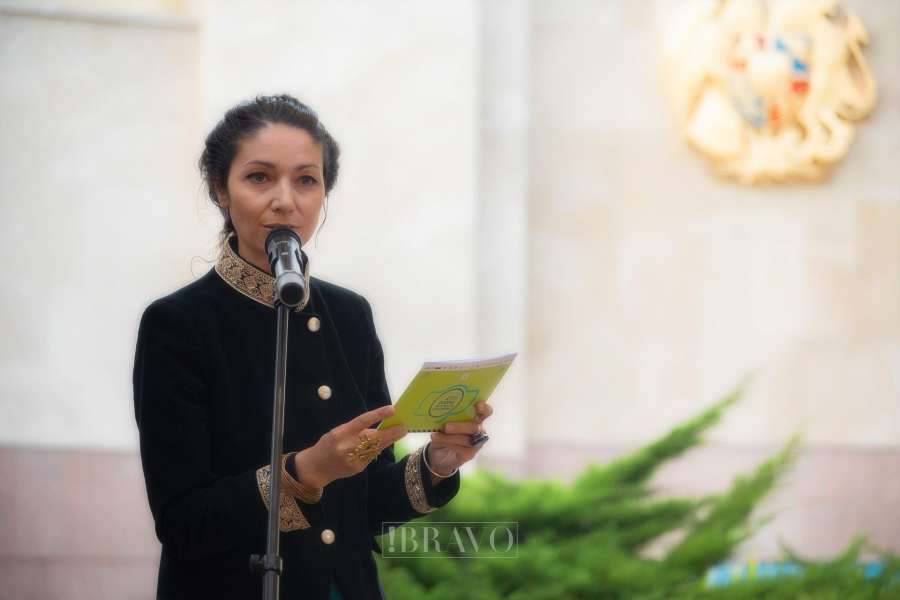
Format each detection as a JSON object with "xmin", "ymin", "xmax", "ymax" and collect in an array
[
  {"xmin": 307, "ymin": 317, "xmax": 321, "ymax": 332},
  {"xmin": 317, "ymin": 385, "xmax": 332, "ymax": 400},
  {"xmin": 321, "ymin": 529, "xmax": 335, "ymax": 545}
]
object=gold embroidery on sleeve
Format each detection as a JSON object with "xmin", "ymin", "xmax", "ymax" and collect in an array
[
  {"xmin": 404, "ymin": 447, "xmax": 436, "ymax": 514},
  {"xmin": 256, "ymin": 465, "xmax": 310, "ymax": 532}
]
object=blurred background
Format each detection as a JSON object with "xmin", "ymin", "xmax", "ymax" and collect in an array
[{"xmin": 0, "ymin": 0, "xmax": 897, "ymax": 597}]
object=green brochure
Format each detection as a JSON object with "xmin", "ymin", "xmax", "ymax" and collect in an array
[{"xmin": 377, "ymin": 353, "xmax": 517, "ymax": 432}]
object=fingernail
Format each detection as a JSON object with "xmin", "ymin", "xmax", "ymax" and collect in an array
[{"xmin": 470, "ymin": 433, "xmax": 489, "ymax": 447}]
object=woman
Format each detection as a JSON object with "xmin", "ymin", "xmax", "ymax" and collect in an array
[{"xmin": 133, "ymin": 94, "xmax": 492, "ymax": 599}]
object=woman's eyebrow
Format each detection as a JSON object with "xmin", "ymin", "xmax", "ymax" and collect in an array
[{"xmin": 242, "ymin": 160, "xmax": 320, "ymax": 171}]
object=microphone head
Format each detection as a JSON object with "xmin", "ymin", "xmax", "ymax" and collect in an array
[
  {"xmin": 277, "ymin": 272, "xmax": 306, "ymax": 306},
  {"xmin": 265, "ymin": 227, "xmax": 308, "ymax": 308},
  {"xmin": 265, "ymin": 227, "xmax": 303, "ymax": 268}
]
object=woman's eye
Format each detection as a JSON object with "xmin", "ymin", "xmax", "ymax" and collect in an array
[
  {"xmin": 300, "ymin": 175, "xmax": 317, "ymax": 185},
  {"xmin": 248, "ymin": 172, "xmax": 267, "ymax": 183}
]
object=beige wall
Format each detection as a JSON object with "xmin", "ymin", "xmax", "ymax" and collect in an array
[
  {"xmin": 519, "ymin": 0, "xmax": 900, "ymax": 560},
  {"xmin": 2, "ymin": 0, "xmax": 894, "ymax": 453},
  {"xmin": 0, "ymin": 3, "xmax": 898, "ymax": 595},
  {"xmin": 0, "ymin": 0, "xmax": 481, "ymax": 448},
  {"xmin": 0, "ymin": 2, "xmax": 202, "ymax": 449},
  {"xmin": 526, "ymin": 0, "xmax": 899, "ymax": 449}
]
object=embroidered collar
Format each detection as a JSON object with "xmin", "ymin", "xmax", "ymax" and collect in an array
[{"xmin": 214, "ymin": 234, "xmax": 311, "ymax": 312}]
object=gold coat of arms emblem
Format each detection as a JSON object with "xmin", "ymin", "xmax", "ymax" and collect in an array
[{"xmin": 664, "ymin": 0, "xmax": 877, "ymax": 184}]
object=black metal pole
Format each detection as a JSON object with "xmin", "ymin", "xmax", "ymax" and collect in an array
[{"xmin": 250, "ymin": 301, "xmax": 291, "ymax": 599}]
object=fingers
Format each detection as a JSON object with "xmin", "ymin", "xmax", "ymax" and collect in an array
[
  {"xmin": 475, "ymin": 401, "xmax": 493, "ymax": 421},
  {"xmin": 373, "ymin": 424, "xmax": 407, "ymax": 446},
  {"xmin": 348, "ymin": 404, "xmax": 395, "ymax": 431},
  {"xmin": 469, "ymin": 432, "xmax": 490, "ymax": 448},
  {"xmin": 443, "ymin": 420, "xmax": 481, "ymax": 435},
  {"xmin": 441, "ymin": 402, "xmax": 493, "ymax": 434},
  {"xmin": 431, "ymin": 431, "xmax": 479, "ymax": 447},
  {"xmin": 345, "ymin": 425, "xmax": 406, "ymax": 464}
]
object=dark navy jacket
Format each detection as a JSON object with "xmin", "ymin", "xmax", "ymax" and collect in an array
[{"xmin": 133, "ymin": 236, "xmax": 458, "ymax": 599}]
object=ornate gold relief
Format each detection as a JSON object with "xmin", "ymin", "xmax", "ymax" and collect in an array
[{"xmin": 664, "ymin": 0, "xmax": 876, "ymax": 184}]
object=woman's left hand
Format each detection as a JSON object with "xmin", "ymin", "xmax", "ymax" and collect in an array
[{"xmin": 426, "ymin": 401, "xmax": 493, "ymax": 481}]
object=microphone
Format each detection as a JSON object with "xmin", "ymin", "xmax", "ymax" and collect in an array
[{"xmin": 265, "ymin": 228, "xmax": 308, "ymax": 307}]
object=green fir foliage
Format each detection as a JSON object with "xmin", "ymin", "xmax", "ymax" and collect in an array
[{"xmin": 376, "ymin": 381, "xmax": 900, "ymax": 599}]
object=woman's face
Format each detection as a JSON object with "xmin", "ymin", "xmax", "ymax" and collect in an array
[{"xmin": 217, "ymin": 122, "xmax": 326, "ymax": 273}]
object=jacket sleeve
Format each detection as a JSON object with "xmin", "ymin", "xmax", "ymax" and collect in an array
[
  {"xmin": 357, "ymin": 296, "xmax": 460, "ymax": 536},
  {"xmin": 133, "ymin": 299, "xmax": 309, "ymax": 560}
]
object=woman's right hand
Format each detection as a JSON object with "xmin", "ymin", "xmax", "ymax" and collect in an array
[{"xmin": 293, "ymin": 405, "xmax": 407, "ymax": 489}]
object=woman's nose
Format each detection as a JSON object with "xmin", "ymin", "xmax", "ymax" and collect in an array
[{"xmin": 270, "ymin": 177, "xmax": 294, "ymax": 212}]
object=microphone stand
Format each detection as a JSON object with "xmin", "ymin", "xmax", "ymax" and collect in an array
[{"xmin": 249, "ymin": 299, "xmax": 291, "ymax": 600}]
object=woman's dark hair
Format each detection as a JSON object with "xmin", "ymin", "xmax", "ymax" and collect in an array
[{"xmin": 199, "ymin": 94, "xmax": 340, "ymax": 245}]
